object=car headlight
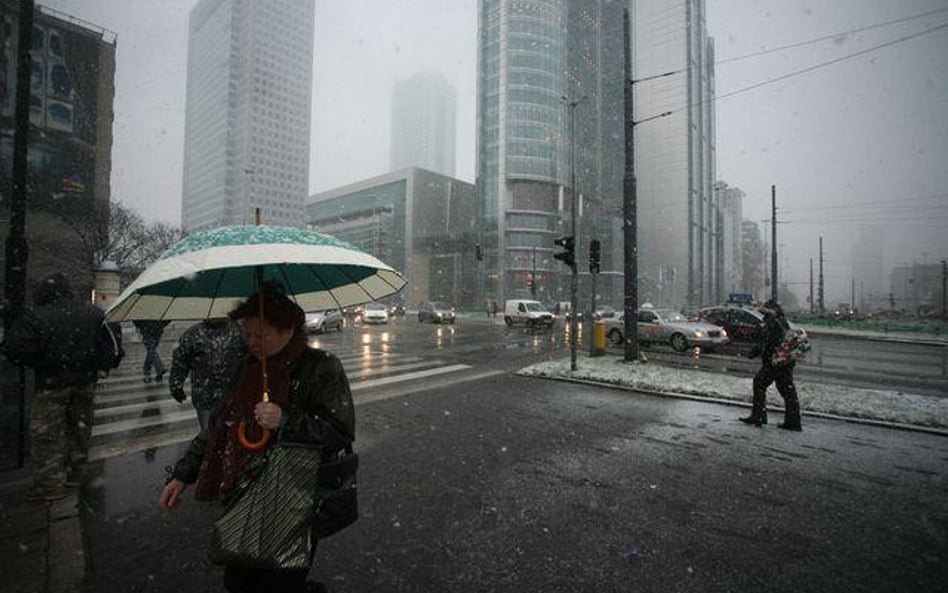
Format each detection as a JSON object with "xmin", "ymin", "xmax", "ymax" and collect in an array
[{"xmin": 693, "ymin": 331, "xmax": 705, "ymax": 338}]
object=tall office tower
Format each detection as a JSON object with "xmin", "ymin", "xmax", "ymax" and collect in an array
[
  {"xmin": 475, "ymin": 0, "xmax": 626, "ymax": 304},
  {"xmin": 181, "ymin": 0, "xmax": 314, "ymax": 232},
  {"xmin": 391, "ymin": 71, "xmax": 457, "ymax": 177},
  {"xmin": 0, "ymin": 2, "xmax": 115, "ymax": 294},
  {"xmin": 633, "ymin": 0, "xmax": 717, "ymax": 308},
  {"xmin": 714, "ymin": 181, "xmax": 744, "ymax": 300}
]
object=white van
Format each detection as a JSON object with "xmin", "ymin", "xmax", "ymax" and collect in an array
[{"xmin": 504, "ymin": 299, "xmax": 555, "ymax": 328}]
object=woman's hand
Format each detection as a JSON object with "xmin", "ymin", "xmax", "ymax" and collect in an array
[
  {"xmin": 254, "ymin": 401, "xmax": 283, "ymax": 430},
  {"xmin": 159, "ymin": 479, "xmax": 187, "ymax": 511}
]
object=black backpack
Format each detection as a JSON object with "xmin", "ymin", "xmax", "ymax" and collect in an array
[{"xmin": 96, "ymin": 321, "xmax": 125, "ymax": 372}]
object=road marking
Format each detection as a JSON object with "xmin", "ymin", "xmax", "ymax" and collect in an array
[
  {"xmin": 351, "ymin": 364, "xmax": 472, "ymax": 390},
  {"xmin": 91, "ymin": 409, "xmax": 196, "ymax": 437}
]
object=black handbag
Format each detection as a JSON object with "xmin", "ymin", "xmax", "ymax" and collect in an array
[
  {"xmin": 315, "ymin": 445, "xmax": 358, "ymax": 539},
  {"xmin": 208, "ymin": 442, "xmax": 321, "ymax": 570}
]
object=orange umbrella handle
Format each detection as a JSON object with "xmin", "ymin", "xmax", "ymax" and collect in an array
[
  {"xmin": 238, "ymin": 389, "xmax": 271, "ymax": 451},
  {"xmin": 237, "ymin": 420, "xmax": 271, "ymax": 451}
]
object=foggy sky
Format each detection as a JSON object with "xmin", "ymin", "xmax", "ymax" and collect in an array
[{"xmin": 38, "ymin": 0, "xmax": 948, "ymax": 306}]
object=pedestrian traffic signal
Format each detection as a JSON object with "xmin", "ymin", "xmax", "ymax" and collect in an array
[
  {"xmin": 553, "ymin": 236, "xmax": 575, "ymax": 268},
  {"xmin": 589, "ymin": 239, "xmax": 601, "ymax": 274}
]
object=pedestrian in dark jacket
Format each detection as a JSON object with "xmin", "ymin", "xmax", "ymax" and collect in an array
[
  {"xmin": 3, "ymin": 273, "xmax": 106, "ymax": 501},
  {"xmin": 741, "ymin": 299, "xmax": 802, "ymax": 430},
  {"xmin": 159, "ymin": 282, "xmax": 354, "ymax": 593},
  {"xmin": 169, "ymin": 318, "xmax": 247, "ymax": 430},
  {"xmin": 133, "ymin": 319, "xmax": 170, "ymax": 382}
]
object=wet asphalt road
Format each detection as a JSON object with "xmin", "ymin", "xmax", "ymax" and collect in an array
[{"xmin": 78, "ymin": 371, "xmax": 948, "ymax": 593}]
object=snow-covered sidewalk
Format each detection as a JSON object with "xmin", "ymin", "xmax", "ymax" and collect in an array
[{"xmin": 517, "ymin": 355, "xmax": 948, "ymax": 433}]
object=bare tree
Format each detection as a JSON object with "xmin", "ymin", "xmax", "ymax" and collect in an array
[{"xmin": 60, "ymin": 200, "xmax": 181, "ymax": 286}]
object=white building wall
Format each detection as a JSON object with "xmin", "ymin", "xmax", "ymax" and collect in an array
[{"xmin": 182, "ymin": 0, "xmax": 313, "ymax": 232}]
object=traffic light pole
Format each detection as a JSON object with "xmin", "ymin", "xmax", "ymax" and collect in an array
[{"xmin": 564, "ymin": 97, "xmax": 581, "ymax": 372}]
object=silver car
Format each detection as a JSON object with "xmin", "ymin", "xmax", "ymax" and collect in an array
[
  {"xmin": 603, "ymin": 308, "xmax": 729, "ymax": 352},
  {"xmin": 304, "ymin": 309, "xmax": 344, "ymax": 333}
]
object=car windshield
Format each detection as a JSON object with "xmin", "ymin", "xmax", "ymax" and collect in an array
[
  {"xmin": 364, "ymin": 303, "xmax": 385, "ymax": 311},
  {"xmin": 655, "ymin": 310, "xmax": 687, "ymax": 323},
  {"xmin": 524, "ymin": 303, "xmax": 547, "ymax": 313},
  {"xmin": 431, "ymin": 302, "xmax": 449, "ymax": 309}
]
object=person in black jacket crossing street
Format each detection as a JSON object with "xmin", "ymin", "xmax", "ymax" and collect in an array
[
  {"xmin": 740, "ymin": 299, "xmax": 802, "ymax": 431},
  {"xmin": 3, "ymin": 273, "xmax": 109, "ymax": 500}
]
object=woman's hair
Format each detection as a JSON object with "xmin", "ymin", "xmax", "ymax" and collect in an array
[{"xmin": 229, "ymin": 280, "xmax": 304, "ymax": 331}]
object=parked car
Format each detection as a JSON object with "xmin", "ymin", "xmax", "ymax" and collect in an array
[
  {"xmin": 418, "ymin": 301, "xmax": 456, "ymax": 324},
  {"xmin": 504, "ymin": 299, "xmax": 555, "ymax": 328},
  {"xmin": 697, "ymin": 305, "xmax": 765, "ymax": 344},
  {"xmin": 592, "ymin": 305, "xmax": 616, "ymax": 320},
  {"xmin": 603, "ymin": 308, "xmax": 730, "ymax": 352},
  {"xmin": 361, "ymin": 302, "xmax": 389, "ymax": 324},
  {"xmin": 304, "ymin": 309, "xmax": 344, "ymax": 333}
]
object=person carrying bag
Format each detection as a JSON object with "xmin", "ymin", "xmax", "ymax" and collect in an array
[{"xmin": 159, "ymin": 282, "xmax": 357, "ymax": 593}]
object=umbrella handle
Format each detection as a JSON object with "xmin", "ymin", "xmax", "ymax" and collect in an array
[
  {"xmin": 237, "ymin": 420, "xmax": 270, "ymax": 451},
  {"xmin": 237, "ymin": 388, "xmax": 272, "ymax": 451}
]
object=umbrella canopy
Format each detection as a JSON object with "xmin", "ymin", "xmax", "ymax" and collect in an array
[{"xmin": 106, "ymin": 225, "xmax": 407, "ymax": 321}]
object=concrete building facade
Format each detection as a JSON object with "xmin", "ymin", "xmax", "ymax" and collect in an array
[
  {"xmin": 715, "ymin": 181, "xmax": 744, "ymax": 300},
  {"xmin": 0, "ymin": 2, "xmax": 115, "ymax": 296},
  {"xmin": 632, "ymin": 0, "xmax": 717, "ymax": 309},
  {"xmin": 391, "ymin": 71, "xmax": 457, "ymax": 178},
  {"xmin": 306, "ymin": 167, "xmax": 477, "ymax": 307},
  {"xmin": 181, "ymin": 0, "xmax": 313, "ymax": 232}
]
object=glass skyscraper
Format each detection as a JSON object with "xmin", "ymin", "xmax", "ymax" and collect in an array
[
  {"xmin": 181, "ymin": 0, "xmax": 314, "ymax": 232},
  {"xmin": 476, "ymin": 0, "xmax": 626, "ymax": 305},
  {"xmin": 391, "ymin": 71, "xmax": 457, "ymax": 178}
]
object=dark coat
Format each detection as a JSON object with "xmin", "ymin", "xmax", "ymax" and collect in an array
[
  {"xmin": 134, "ymin": 319, "xmax": 170, "ymax": 347},
  {"xmin": 3, "ymin": 273, "xmax": 104, "ymax": 388},
  {"xmin": 170, "ymin": 346, "xmax": 355, "ymax": 485},
  {"xmin": 169, "ymin": 320, "xmax": 247, "ymax": 409},
  {"xmin": 749, "ymin": 311, "xmax": 791, "ymax": 367}
]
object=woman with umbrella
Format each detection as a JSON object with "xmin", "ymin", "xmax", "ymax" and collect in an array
[{"xmin": 159, "ymin": 281, "xmax": 355, "ymax": 592}]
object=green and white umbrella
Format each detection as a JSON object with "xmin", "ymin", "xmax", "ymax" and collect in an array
[{"xmin": 105, "ymin": 225, "xmax": 407, "ymax": 321}]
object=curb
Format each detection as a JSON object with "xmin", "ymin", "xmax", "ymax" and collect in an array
[{"xmin": 530, "ymin": 374, "xmax": 948, "ymax": 438}]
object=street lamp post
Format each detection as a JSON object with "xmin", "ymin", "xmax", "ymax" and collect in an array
[{"xmin": 562, "ymin": 95, "xmax": 585, "ymax": 371}]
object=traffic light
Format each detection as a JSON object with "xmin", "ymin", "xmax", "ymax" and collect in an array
[
  {"xmin": 589, "ymin": 239, "xmax": 601, "ymax": 274},
  {"xmin": 553, "ymin": 236, "xmax": 575, "ymax": 268}
]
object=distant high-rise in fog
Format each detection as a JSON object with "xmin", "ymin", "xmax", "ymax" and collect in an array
[
  {"xmin": 390, "ymin": 72, "xmax": 457, "ymax": 177},
  {"xmin": 181, "ymin": 0, "xmax": 314, "ymax": 232}
]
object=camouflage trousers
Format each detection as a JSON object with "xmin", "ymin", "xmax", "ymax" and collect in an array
[{"xmin": 30, "ymin": 382, "xmax": 96, "ymax": 492}]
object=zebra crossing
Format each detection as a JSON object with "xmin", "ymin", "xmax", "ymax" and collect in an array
[{"xmin": 88, "ymin": 342, "xmax": 474, "ymax": 462}]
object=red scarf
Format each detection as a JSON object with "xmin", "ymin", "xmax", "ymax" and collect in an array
[{"xmin": 194, "ymin": 332, "xmax": 308, "ymax": 501}]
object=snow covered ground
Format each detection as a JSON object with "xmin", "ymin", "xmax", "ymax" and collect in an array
[{"xmin": 517, "ymin": 326, "xmax": 948, "ymax": 432}]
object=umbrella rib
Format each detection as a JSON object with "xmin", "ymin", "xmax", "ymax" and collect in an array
[
  {"xmin": 299, "ymin": 262, "xmax": 345, "ymax": 312},
  {"xmin": 207, "ymin": 269, "xmax": 228, "ymax": 319},
  {"xmin": 275, "ymin": 265, "xmax": 303, "ymax": 310}
]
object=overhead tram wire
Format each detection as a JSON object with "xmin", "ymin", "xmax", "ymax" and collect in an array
[
  {"xmin": 714, "ymin": 20, "xmax": 948, "ymax": 103},
  {"xmin": 715, "ymin": 6, "xmax": 948, "ymax": 65},
  {"xmin": 634, "ymin": 20, "xmax": 948, "ymax": 123}
]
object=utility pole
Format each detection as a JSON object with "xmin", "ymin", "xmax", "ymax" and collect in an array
[
  {"xmin": 622, "ymin": 9, "xmax": 639, "ymax": 363},
  {"xmin": 818, "ymin": 236, "xmax": 825, "ymax": 315},
  {"xmin": 941, "ymin": 259, "xmax": 946, "ymax": 318},
  {"xmin": 851, "ymin": 277, "xmax": 855, "ymax": 313},
  {"xmin": 809, "ymin": 258, "xmax": 814, "ymax": 314},
  {"xmin": 771, "ymin": 185, "xmax": 778, "ymax": 303},
  {"xmin": 4, "ymin": 0, "xmax": 35, "ymax": 469},
  {"xmin": 530, "ymin": 246, "xmax": 537, "ymax": 300}
]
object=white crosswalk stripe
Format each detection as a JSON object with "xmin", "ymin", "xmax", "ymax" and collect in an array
[{"xmin": 88, "ymin": 345, "xmax": 473, "ymax": 462}]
